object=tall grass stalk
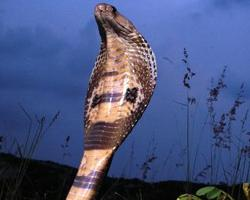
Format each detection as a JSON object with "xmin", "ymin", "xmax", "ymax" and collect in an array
[
  {"xmin": 182, "ymin": 48, "xmax": 196, "ymax": 190},
  {"xmin": 1, "ymin": 105, "xmax": 60, "ymax": 200}
]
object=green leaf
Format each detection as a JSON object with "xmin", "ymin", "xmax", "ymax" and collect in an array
[
  {"xmin": 196, "ymin": 186, "xmax": 216, "ymax": 196},
  {"xmin": 206, "ymin": 189, "xmax": 221, "ymax": 199},
  {"xmin": 177, "ymin": 194, "xmax": 202, "ymax": 200}
]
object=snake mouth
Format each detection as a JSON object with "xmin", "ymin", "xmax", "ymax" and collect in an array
[{"xmin": 95, "ymin": 3, "xmax": 136, "ymax": 39}]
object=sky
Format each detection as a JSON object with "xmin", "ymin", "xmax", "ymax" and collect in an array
[{"xmin": 1, "ymin": 0, "xmax": 250, "ymax": 183}]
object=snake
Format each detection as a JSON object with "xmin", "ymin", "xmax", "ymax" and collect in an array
[{"xmin": 66, "ymin": 3, "xmax": 157, "ymax": 200}]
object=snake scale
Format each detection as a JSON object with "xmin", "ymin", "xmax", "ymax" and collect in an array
[{"xmin": 66, "ymin": 3, "xmax": 157, "ymax": 200}]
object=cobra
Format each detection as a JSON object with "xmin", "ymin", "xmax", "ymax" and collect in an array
[{"xmin": 66, "ymin": 3, "xmax": 157, "ymax": 200}]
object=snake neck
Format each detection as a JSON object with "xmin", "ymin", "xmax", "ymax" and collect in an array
[{"xmin": 66, "ymin": 150, "xmax": 113, "ymax": 200}]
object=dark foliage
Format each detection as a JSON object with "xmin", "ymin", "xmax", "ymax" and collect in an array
[{"xmin": 0, "ymin": 153, "xmax": 246, "ymax": 200}]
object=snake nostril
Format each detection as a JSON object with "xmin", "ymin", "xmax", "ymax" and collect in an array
[{"xmin": 95, "ymin": 4, "xmax": 106, "ymax": 12}]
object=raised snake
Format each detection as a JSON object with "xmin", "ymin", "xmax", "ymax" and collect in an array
[{"xmin": 66, "ymin": 3, "xmax": 157, "ymax": 200}]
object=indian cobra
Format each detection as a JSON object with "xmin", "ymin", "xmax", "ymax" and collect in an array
[{"xmin": 66, "ymin": 3, "xmax": 157, "ymax": 200}]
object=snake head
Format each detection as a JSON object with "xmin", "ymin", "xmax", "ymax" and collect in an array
[{"xmin": 95, "ymin": 3, "xmax": 136, "ymax": 40}]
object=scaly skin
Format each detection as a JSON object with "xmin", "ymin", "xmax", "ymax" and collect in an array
[{"xmin": 66, "ymin": 3, "xmax": 157, "ymax": 200}]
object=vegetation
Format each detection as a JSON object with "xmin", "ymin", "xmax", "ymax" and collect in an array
[
  {"xmin": 176, "ymin": 49, "xmax": 250, "ymax": 200},
  {"xmin": 0, "ymin": 153, "xmax": 246, "ymax": 200},
  {"xmin": 0, "ymin": 105, "xmax": 60, "ymax": 200},
  {"xmin": 177, "ymin": 186, "xmax": 234, "ymax": 200}
]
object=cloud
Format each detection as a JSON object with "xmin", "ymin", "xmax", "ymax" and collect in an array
[
  {"xmin": 0, "ymin": 26, "xmax": 67, "ymax": 68},
  {"xmin": 213, "ymin": 0, "xmax": 250, "ymax": 8},
  {"xmin": 0, "ymin": 21, "xmax": 100, "ymax": 99},
  {"xmin": 0, "ymin": 19, "xmax": 100, "ymax": 132},
  {"xmin": 0, "ymin": 26, "xmax": 70, "ymax": 97}
]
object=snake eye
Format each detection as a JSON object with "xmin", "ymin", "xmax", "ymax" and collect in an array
[
  {"xmin": 106, "ymin": 5, "xmax": 117, "ymax": 14},
  {"xmin": 111, "ymin": 6, "xmax": 117, "ymax": 13}
]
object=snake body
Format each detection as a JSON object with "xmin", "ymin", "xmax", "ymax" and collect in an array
[{"xmin": 66, "ymin": 3, "xmax": 157, "ymax": 200}]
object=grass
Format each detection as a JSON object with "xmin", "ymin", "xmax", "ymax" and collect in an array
[
  {"xmin": 175, "ymin": 49, "xmax": 250, "ymax": 200},
  {"xmin": 0, "ymin": 105, "xmax": 60, "ymax": 200}
]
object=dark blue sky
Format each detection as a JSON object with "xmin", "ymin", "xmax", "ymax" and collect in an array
[{"xmin": 1, "ymin": 0, "xmax": 250, "ymax": 182}]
